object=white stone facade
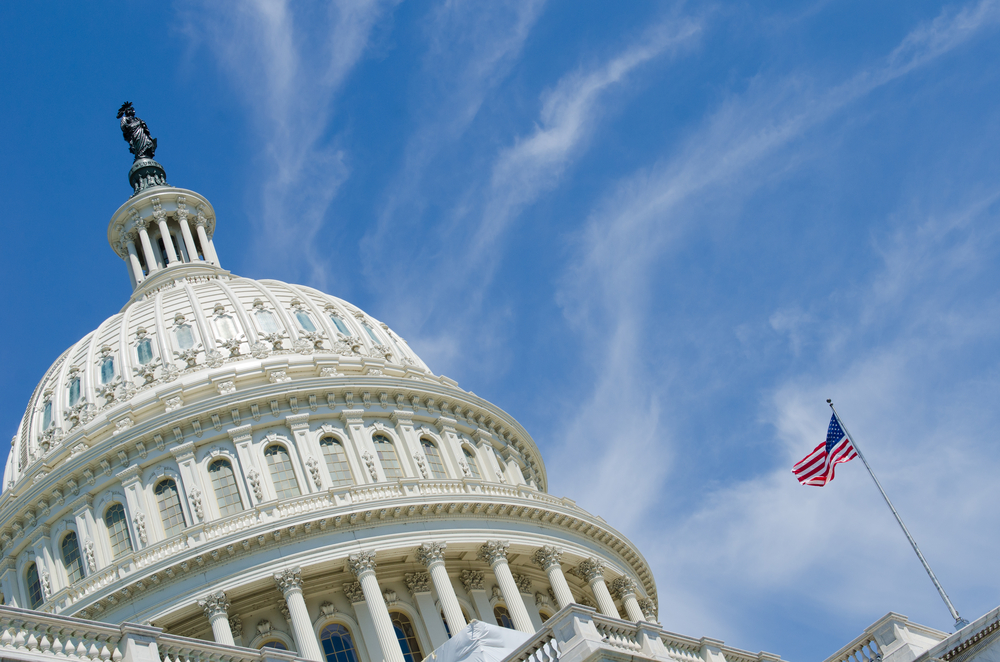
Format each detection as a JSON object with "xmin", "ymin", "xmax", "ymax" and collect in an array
[{"xmin": 0, "ymin": 180, "xmax": 659, "ymax": 662}]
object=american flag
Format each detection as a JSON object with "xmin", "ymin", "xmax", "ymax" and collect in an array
[{"xmin": 792, "ymin": 413, "xmax": 858, "ymax": 486}]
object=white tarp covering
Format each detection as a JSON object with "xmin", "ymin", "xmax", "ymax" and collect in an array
[{"xmin": 424, "ymin": 620, "xmax": 531, "ymax": 662}]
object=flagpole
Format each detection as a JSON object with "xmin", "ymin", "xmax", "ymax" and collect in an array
[{"xmin": 827, "ymin": 399, "xmax": 968, "ymax": 630}]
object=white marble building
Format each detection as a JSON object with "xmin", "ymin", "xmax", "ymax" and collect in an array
[{"xmin": 0, "ymin": 155, "xmax": 996, "ymax": 662}]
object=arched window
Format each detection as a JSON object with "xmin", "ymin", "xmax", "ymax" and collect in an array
[
  {"xmin": 61, "ymin": 532, "xmax": 84, "ymax": 584},
  {"xmin": 320, "ymin": 437, "xmax": 353, "ymax": 487},
  {"xmin": 175, "ymin": 324, "xmax": 195, "ymax": 349},
  {"xmin": 209, "ymin": 459, "xmax": 243, "ymax": 517},
  {"xmin": 100, "ymin": 357, "xmax": 115, "ymax": 384},
  {"xmin": 155, "ymin": 479, "xmax": 186, "ymax": 537},
  {"xmin": 25, "ymin": 563, "xmax": 43, "ymax": 609},
  {"xmin": 260, "ymin": 641, "xmax": 288, "ymax": 651},
  {"xmin": 463, "ymin": 447, "xmax": 481, "ymax": 479},
  {"xmin": 265, "ymin": 445, "xmax": 300, "ymax": 499},
  {"xmin": 493, "ymin": 605, "xmax": 514, "ymax": 629},
  {"xmin": 105, "ymin": 503, "xmax": 133, "ymax": 558},
  {"xmin": 420, "ymin": 439, "xmax": 447, "ymax": 479},
  {"xmin": 320, "ymin": 623, "xmax": 359, "ymax": 662},
  {"xmin": 329, "ymin": 315, "xmax": 351, "ymax": 336},
  {"xmin": 136, "ymin": 338, "xmax": 154, "ymax": 365},
  {"xmin": 41, "ymin": 401, "xmax": 52, "ymax": 430},
  {"xmin": 390, "ymin": 612, "xmax": 423, "ymax": 662},
  {"xmin": 295, "ymin": 311, "xmax": 317, "ymax": 332},
  {"xmin": 256, "ymin": 309, "xmax": 280, "ymax": 333},
  {"xmin": 363, "ymin": 325, "xmax": 381, "ymax": 344},
  {"xmin": 68, "ymin": 377, "xmax": 81, "ymax": 406},
  {"xmin": 214, "ymin": 315, "xmax": 237, "ymax": 340},
  {"xmin": 373, "ymin": 435, "xmax": 403, "ymax": 479}
]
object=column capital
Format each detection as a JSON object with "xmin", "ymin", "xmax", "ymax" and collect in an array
[
  {"xmin": 273, "ymin": 567, "xmax": 303, "ymax": 594},
  {"xmin": 404, "ymin": 572, "xmax": 431, "ymax": 596},
  {"xmin": 199, "ymin": 590, "xmax": 230, "ymax": 618},
  {"xmin": 414, "ymin": 542, "xmax": 446, "ymax": 567},
  {"xmin": 531, "ymin": 545, "xmax": 563, "ymax": 570},
  {"xmin": 461, "ymin": 569, "xmax": 484, "ymax": 591},
  {"xmin": 638, "ymin": 597, "xmax": 658, "ymax": 622},
  {"xmin": 343, "ymin": 581, "xmax": 366, "ymax": 603},
  {"xmin": 610, "ymin": 576, "xmax": 638, "ymax": 599},
  {"xmin": 573, "ymin": 557, "xmax": 605, "ymax": 583},
  {"xmin": 348, "ymin": 549, "xmax": 377, "ymax": 577},
  {"xmin": 512, "ymin": 573, "xmax": 532, "ymax": 594},
  {"xmin": 477, "ymin": 540, "xmax": 510, "ymax": 566}
]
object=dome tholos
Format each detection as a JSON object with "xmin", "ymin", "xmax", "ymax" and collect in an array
[{"xmin": 0, "ymin": 154, "xmax": 656, "ymax": 662}]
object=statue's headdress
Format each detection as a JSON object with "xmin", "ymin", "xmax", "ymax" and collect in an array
[{"xmin": 117, "ymin": 101, "xmax": 134, "ymax": 119}]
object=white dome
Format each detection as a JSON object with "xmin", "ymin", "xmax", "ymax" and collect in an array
[{"xmin": 6, "ymin": 274, "xmax": 434, "ymax": 490}]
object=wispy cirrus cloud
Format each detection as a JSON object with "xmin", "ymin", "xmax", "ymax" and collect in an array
[
  {"xmin": 547, "ymin": 0, "xmax": 1000, "ymax": 640},
  {"xmin": 182, "ymin": 0, "xmax": 399, "ymax": 288}
]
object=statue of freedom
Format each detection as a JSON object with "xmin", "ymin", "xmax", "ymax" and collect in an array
[{"xmin": 117, "ymin": 102, "xmax": 157, "ymax": 161}]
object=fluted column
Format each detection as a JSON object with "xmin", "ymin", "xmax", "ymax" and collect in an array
[
  {"xmin": 136, "ymin": 221, "xmax": 160, "ymax": 273},
  {"xmin": 194, "ymin": 211, "xmax": 220, "ymax": 266},
  {"xmin": 176, "ymin": 199, "xmax": 200, "ymax": 262},
  {"xmin": 274, "ymin": 567, "xmax": 323, "ymax": 661},
  {"xmin": 405, "ymin": 572, "xmax": 448, "ymax": 649},
  {"xmin": 575, "ymin": 558, "xmax": 619, "ymax": 618},
  {"xmin": 156, "ymin": 219, "xmax": 178, "ymax": 264},
  {"xmin": 611, "ymin": 576, "xmax": 645, "ymax": 622},
  {"xmin": 349, "ymin": 550, "xmax": 405, "ymax": 662},
  {"xmin": 531, "ymin": 546, "xmax": 573, "ymax": 609},
  {"xmin": 125, "ymin": 236, "xmax": 144, "ymax": 284},
  {"xmin": 199, "ymin": 591, "xmax": 235, "ymax": 646},
  {"xmin": 415, "ymin": 542, "xmax": 466, "ymax": 636},
  {"xmin": 478, "ymin": 541, "xmax": 533, "ymax": 633}
]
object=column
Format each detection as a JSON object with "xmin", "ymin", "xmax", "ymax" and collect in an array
[
  {"xmin": 344, "ymin": 581, "xmax": 383, "ymax": 662},
  {"xmin": 531, "ymin": 546, "xmax": 574, "ymax": 609},
  {"xmin": 136, "ymin": 222, "xmax": 160, "ymax": 273},
  {"xmin": 177, "ymin": 217, "xmax": 199, "ymax": 263},
  {"xmin": 274, "ymin": 567, "xmax": 323, "ymax": 661},
  {"xmin": 405, "ymin": 572, "xmax": 448, "ymax": 649},
  {"xmin": 575, "ymin": 558, "xmax": 619, "ymax": 618},
  {"xmin": 71, "ymin": 495, "xmax": 103, "ymax": 573},
  {"xmin": 125, "ymin": 237, "xmax": 145, "ymax": 284},
  {"xmin": 477, "ymin": 541, "xmax": 533, "ymax": 633},
  {"xmin": 117, "ymin": 466, "xmax": 149, "ymax": 549},
  {"xmin": 156, "ymin": 218, "xmax": 178, "ymax": 264},
  {"xmin": 199, "ymin": 591, "xmax": 235, "ymax": 646},
  {"xmin": 171, "ymin": 442, "xmax": 203, "ymax": 525},
  {"xmin": 194, "ymin": 211, "xmax": 220, "ymax": 265},
  {"xmin": 462, "ymin": 570, "xmax": 493, "ymax": 623},
  {"xmin": 513, "ymin": 573, "xmax": 543, "ymax": 630},
  {"xmin": 611, "ymin": 576, "xmax": 645, "ymax": 622},
  {"xmin": 415, "ymin": 542, "xmax": 466, "ymax": 636},
  {"xmin": 348, "ymin": 550, "xmax": 406, "ymax": 662}
]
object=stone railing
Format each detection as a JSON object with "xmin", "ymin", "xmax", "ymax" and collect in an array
[
  {"xmin": 0, "ymin": 605, "xmax": 305, "ymax": 662},
  {"xmin": 503, "ymin": 606, "xmax": 784, "ymax": 662},
  {"xmin": 822, "ymin": 613, "xmax": 947, "ymax": 662}
]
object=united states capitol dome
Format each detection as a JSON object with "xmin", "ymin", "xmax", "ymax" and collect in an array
[{"xmin": 0, "ymin": 106, "xmax": 661, "ymax": 662}]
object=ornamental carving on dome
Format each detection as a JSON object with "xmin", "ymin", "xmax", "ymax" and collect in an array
[
  {"xmin": 415, "ymin": 541, "xmax": 446, "ymax": 566},
  {"xmin": 405, "ymin": 572, "xmax": 430, "ymax": 595},
  {"xmin": 348, "ymin": 550, "xmax": 377, "ymax": 577},
  {"xmin": 477, "ymin": 540, "xmax": 509, "ymax": 565},
  {"xmin": 610, "ymin": 576, "xmax": 638, "ymax": 599}
]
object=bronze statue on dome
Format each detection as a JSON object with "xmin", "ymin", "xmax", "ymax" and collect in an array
[{"xmin": 117, "ymin": 101, "xmax": 157, "ymax": 161}]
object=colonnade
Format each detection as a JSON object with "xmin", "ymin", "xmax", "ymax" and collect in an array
[
  {"xmin": 124, "ymin": 201, "xmax": 219, "ymax": 286},
  {"xmin": 197, "ymin": 541, "xmax": 651, "ymax": 661}
]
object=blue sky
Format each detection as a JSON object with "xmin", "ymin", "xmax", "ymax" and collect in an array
[{"xmin": 3, "ymin": 1, "xmax": 1000, "ymax": 659}]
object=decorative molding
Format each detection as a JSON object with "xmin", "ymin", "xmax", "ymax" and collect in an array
[
  {"xmin": 611, "ymin": 576, "xmax": 638, "ymax": 600},
  {"xmin": 477, "ymin": 540, "xmax": 509, "ymax": 566},
  {"xmin": 415, "ymin": 541, "xmax": 447, "ymax": 567},
  {"xmin": 343, "ymin": 581, "xmax": 365, "ymax": 603},
  {"xmin": 461, "ymin": 570, "xmax": 485, "ymax": 592},
  {"xmin": 198, "ymin": 590, "xmax": 230, "ymax": 618},
  {"xmin": 404, "ymin": 572, "xmax": 431, "ymax": 595},
  {"xmin": 305, "ymin": 457, "xmax": 322, "ymax": 488},
  {"xmin": 532, "ymin": 545, "xmax": 563, "ymax": 570},
  {"xmin": 512, "ymin": 573, "xmax": 532, "ymax": 594},
  {"xmin": 361, "ymin": 451, "xmax": 378, "ymax": 481},
  {"xmin": 574, "ymin": 557, "xmax": 605, "ymax": 583},
  {"xmin": 348, "ymin": 550, "xmax": 377, "ymax": 577},
  {"xmin": 273, "ymin": 567, "xmax": 303, "ymax": 595}
]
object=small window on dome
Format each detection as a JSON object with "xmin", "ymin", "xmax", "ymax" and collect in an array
[
  {"xmin": 256, "ymin": 309, "xmax": 280, "ymax": 333},
  {"xmin": 136, "ymin": 338, "xmax": 154, "ymax": 365},
  {"xmin": 68, "ymin": 377, "xmax": 81, "ymax": 406},
  {"xmin": 329, "ymin": 314, "xmax": 351, "ymax": 336},
  {"xmin": 214, "ymin": 315, "xmax": 237, "ymax": 340},
  {"xmin": 295, "ymin": 311, "xmax": 317, "ymax": 332},
  {"xmin": 363, "ymin": 325, "xmax": 380, "ymax": 344},
  {"xmin": 100, "ymin": 357, "xmax": 115, "ymax": 384},
  {"xmin": 42, "ymin": 401, "xmax": 52, "ymax": 430},
  {"xmin": 176, "ymin": 324, "xmax": 195, "ymax": 349},
  {"xmin": 463, "ymin": 447, "xmax": 481, "ymax": 479},
  {"xmin": 25, "ymin": 563, "xmax": 43, "ymax": 609}
]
